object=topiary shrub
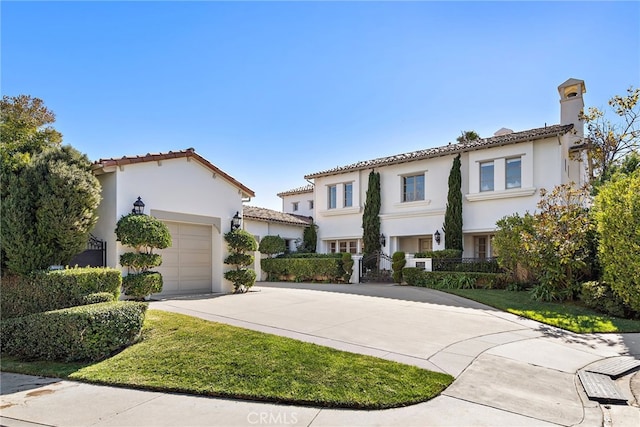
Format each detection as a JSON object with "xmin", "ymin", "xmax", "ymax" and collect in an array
[
  {"xmin": 392, "ymin": 252, "xmax": 406, "ymax": 284},
  {"xmin": 224, "ymin": 229, "xmax": 258, "ymax": 293},
  {"xmin": 116, "ymin": 213, "xmax": 171, "ymax": 300},
  {"xmin": 402, "ymin": 267, "xmax": 507, "ymax": 290},
  {"xmin": 261, "ymin": 257, "xmax": 343, "ymax": 283},
  {"xmin": 259, "ymin": 235, "xmax": 286, "ymax": 257},
  {"xmin": 341, "ymin": 253, "xmax": 354, "ymax": 283},
  {"xmin": 0, "ymin": 267, "xmax": 122, "ymax": 319},
  {"xmin": 0, "ymin": 301, "xmax": 147, "ymax": 362}
]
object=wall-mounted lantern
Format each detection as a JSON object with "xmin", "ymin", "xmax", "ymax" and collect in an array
[
  {"xmin": 132, "ymin": 197, "xmax": 145, "ymax": 215},
  {"xmin": 231, "ymin": 211, "xmax": 242, "ymax": 231},
  {"xmin": 379, "ymin": 233, "xmax": 386, "ymax": 248},
  {"xmin": 434, "ymin": 230, "xmax": 441, "ymax": 245}
]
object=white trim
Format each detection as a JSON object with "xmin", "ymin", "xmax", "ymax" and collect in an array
[
  {"xmin": 393, "ymin": 199, "xmax": 432, "ymax": 209},
  {"xmin": 380, "ymin": 208, "xmax": 445, "ymax": 220},
  {"xmin": 465, "ymin": 187, "xmax": 536, "ymax": 202},
  {"xmin": 319, "ymin": 206, "xmax": 362, "ymax": 216}
]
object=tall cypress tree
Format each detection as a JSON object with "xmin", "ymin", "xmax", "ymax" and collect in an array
[
  {"xmin": 443, "ymin": 154, "xmax": 463, "ymax": 251},
  {"xmin": 362, "ymin": 170, "xmax": 381, "ymax": 256}
]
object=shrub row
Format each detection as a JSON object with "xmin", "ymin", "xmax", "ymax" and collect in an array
[
  {"xmin": 432, "ymin": 258, "xmax": 501, "ymax": 274},
  {"xmin": 580, "ymin": 281, "xmax": 639, "ymax": 319},
  {"xmin": 414, "ymin": 250, "xmax": 462, "ymax": 259},
  {"xmin": 1, "ymin": 301, "xmax": 147, "ymax": 362},
  {"xmin": 262, "ymin": 257, "xmax": 345, "ymax": 282},
  {"xmin": 278, "ymin": 253, "xmax": 343, "ymax": 259},
  {"xmin": 1, "ymin": 267, "xmax": 122, "ymax": 319},
  {"xmin": 402, "ymin": 267, "xmax": 508, "ymax": 290}
]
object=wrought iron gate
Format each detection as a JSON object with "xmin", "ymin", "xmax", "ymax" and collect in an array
[
  {"xmin": 69, "ymin": 234, "xmax": 107, "ymax": 267},
  {"xmin": 359, "ymin": 250, "xmax": 394, "ymax": 283}
]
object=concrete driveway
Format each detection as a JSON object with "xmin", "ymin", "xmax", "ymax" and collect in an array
[{"xmin": 2, "ymin": 282, "xmax": 639, "ymax": 426}]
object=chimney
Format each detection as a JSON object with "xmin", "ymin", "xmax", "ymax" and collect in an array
[{"xmin": 557, "ymin": 78, "xmax": 586, "ymax": 138}]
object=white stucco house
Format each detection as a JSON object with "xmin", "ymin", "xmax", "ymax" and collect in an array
[
  {"xmin": 242, "ymin": 205, "xmax": 313, "ymax": 253},
  {"xmin": 302, "ymin": 78, "xmax": 589, "ymax": 259},
  {"xmin": 91, "ymin": 148, "xmax": 255, "ymax": 296},
  {"xmin": 278, "ymin": 185, "xmax": 315, "ymax": 218}
]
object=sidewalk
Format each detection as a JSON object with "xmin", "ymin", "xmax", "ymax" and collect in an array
[{"xmin": 2, "ymin": 282, "xmax": 639, "ymax": 426}]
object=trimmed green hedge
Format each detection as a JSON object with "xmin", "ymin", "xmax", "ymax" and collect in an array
[
  {"xmin": 262, "ymin": 257, "xmax": 344, "ymax": 282},
  {"xmin": 580, "ymin": 281, "xmax": 639, "ymax": 319},
  {"xmin": 1, "ymin": 301, "xmax": 147, "ymax": 362},
  {"xmin": 122, "ymin": 272, "xmax": 163, "ymax": 300},
  {"xmin": 279, "ymin": 253, "xmax": 343, "ymax": 259},
  {"xmin": 402, "ymin": 267, "xmax": 508, "ymax": 290},
  {"xmin": 414, "ymin": 250, "xmax": 462, "ymax": 259},
  {"xmin": 1, "ymin": 268, "xmax": 122, "ymax": 319}
]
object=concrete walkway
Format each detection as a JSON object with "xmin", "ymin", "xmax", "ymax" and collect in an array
[{"xmin": 2, "ymin": 282, "xmax": 639, "ymax": 426}]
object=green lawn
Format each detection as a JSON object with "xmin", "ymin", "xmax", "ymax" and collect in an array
[
  {"xmin": 1, "ymin": 310, "xmax": 453, "ymax": 409},
  {"xmin": 446, "ymin": 289, "xmax": 640, "ymax": 333}
]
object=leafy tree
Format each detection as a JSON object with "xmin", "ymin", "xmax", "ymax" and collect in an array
[
  {"xmin": 456, "ymin": 130, "xmax": 480, "ymax": 143},
  {"xmin": 493, "ymin": 213, "xmax": 536, "ymax": 283},
  {"xmin": 301, "ymin": 222, "xmax": 318, "ymax": 253},
  {"xmin": 1, "ymin": 95, "xmax": 63, "ymax": 269},
  {"xmin": 1, "ymin": 95, "xmax": 63, "ymax": 186},
  {"xmin": 593, "ymin": 170, "xmax": 640, "ymax": 312},
  {"xmin": 224, "ymin": 230, "xmax": 258, "ymax": 293},
  {"xmin": 259, "ymin": 235, "xmax": 286, "ymax": 257},
  {"xmin": 580, "ymin": 87, "xmax": 640, "ymax": 186},
  {"xmin": 362, "ymin": 170, "xmax": 381, "ymax": 256},
  {"xmin": 392, "ymin": 251, "xmax": 406, "ymax": 284},
  {"xmin": 2, "ymin": 146, "xmax": 101, "ymax": 275},
  {"xmin": 443, "ymin": 154, "xmax": 463, "ymax": 252},
  {"xmin": 341, "ymin": 253, "xmax": 354, "ymax": 283},
  {"xmin": 525, "ymin": 185, "xmax": 594, "ymax": 301}
]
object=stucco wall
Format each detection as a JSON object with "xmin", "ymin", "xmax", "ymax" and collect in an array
[
  {"xmin": 93, "ymin": 157, "xmax": 246, "ymax": 293},
  {"xmin": 281, "ymin": 192, "xmax": 314, "ymax": 218}
]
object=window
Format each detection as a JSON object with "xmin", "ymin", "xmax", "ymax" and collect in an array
[
  {"xmin": 480, "ymin": 161, "xmax": 494, "ymax": 192},
  {"xmin": 474, "ymin": 235, "xmax": 495, "ymax": 259},
  {"xmin": 344, "ymin": 183, "xmax": 353, "ymax": 207},
  {"xmin": 292, "ymin": 202, "xmax": 299, "ymax": 212},
  {"xmin": 403, "ymin": 174, "xmax": 425, "ymax": 202},
  {"xmin": 330, "ymin": 240, "xmax": 357, "ymax": 254},
  {"xmin": 328, "ymin": 185, "xmax": 337, "ymax": 209},
  {"xmin": 309, "ymin": 200, "xmax": 314, "ymax": 210},
  {"xmin": 506, "ymin": 157, "xmax": 522, "ymax": 189}
]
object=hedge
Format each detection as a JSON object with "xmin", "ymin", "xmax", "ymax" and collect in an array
[
  {"xmin": 1, "ymin": 267, "xmax": 122, "ymax": 319},
  {"xmin": 402, "ymin": 267, "xmax": 508, "ymax": 290},
  {"xmin": 580, "ymin": 281, "xmax": 639, "ymax": 319},
  {"xmin": 1, "ymin": 301, "xmax": 147, "ymax": 362},
  {"xmin": 262, "ymin": 257, "xmax": 344, "ymax": 282},
  {"xmin": 414, "ymin": 249, "xmax": 462, "ymax": 259}
]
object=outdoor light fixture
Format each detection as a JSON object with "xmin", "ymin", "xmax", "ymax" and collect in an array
[
  {"xmin": 132, "ymin": 197, "xmax": 145, "ymax": 215},
  {"xmin": 231, "ymin": 211, "xmax": 242, "ymax": 231},
  {"xmin": 379, "ymin": 233, "xmax": 386, "ymax": 247},
  {"xmin": 434, "ymin": 230, "xmax": 441, "ymax": 245}
]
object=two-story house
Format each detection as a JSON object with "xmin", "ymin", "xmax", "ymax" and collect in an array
[{"xmin": 302, "ymin": 78, "xmax": 588, "ymax": 258}]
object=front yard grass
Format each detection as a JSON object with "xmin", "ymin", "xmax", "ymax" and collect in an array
[
  {"xmin": 445, "ymin": 289, "xmax": 640, "ymax": 333},
  {"xmin": 1, "ymin": 310, "xmax": 453, "ymax": 409}
]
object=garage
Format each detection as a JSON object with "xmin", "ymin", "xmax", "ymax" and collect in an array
[{"xmin": 156, "ymin": 221, "xmax": 213, "ymax": 296}]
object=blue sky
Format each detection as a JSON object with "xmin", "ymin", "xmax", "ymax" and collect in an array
[{"xmin": 2, "ymin": 1, "xmax": 639, "ymax": 211}]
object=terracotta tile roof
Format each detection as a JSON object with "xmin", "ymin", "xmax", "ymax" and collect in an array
[
  {"xmin": 304, "ymin": 124, "xmax": 574, "ymax": 179},
  {"xmin": 277, "ymin": 184, "xmax": 314, "ymax": 197},
  {"xmin": 92, "ymin": 148, "xmax": 255, "ymax": 197},
  {"xmin": 243, "ymin": 206, "xmax": 312, "ymax": 227}
]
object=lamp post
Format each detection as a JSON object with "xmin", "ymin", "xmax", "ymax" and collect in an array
[
  {"xmin": 132, "ymin": 197, "xmax": 145, "ymax": 215},
  {"xmin": 434, "ymin": 230, "xmax": 441, "ymax": 245},
  {"xmin": 231, "ymin": 211, "xmax": 242, "ymax": 231}
]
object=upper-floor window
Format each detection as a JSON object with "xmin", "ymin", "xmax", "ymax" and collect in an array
[
  {"xmin": 328, "ymin": 185, "xmax": 337, "ymax": 209},
  {"xmin": 506, "ymin": 157, "xmax": 522, "ymax": 189},
  {"xmin": 292, "ymin": 202, "xmax": 299, "ymax": 212},
  {"xmin": 344, "ymin": 183, "xmax": 353, "ymax": 207},
  {"xmin": 308, "ymin": 200, "xmax": 314, "ymax": 210},
  {"xmin": 480, "ymin": 161, "xmax": 494, "ymax": 192},
  {"xmin": 403, "ymin": 174, "xmax": 425, "ymax": 202}
]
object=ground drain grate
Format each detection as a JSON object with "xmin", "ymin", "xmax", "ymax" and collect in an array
[
  {"xmin": 578, "ymin": 370, "xmax": 628, "ymax": 404},
  {"xmin": 585, "ymin": 357, "xmax": 640, "ymax": 379}
]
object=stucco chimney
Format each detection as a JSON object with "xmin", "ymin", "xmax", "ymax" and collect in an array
[{"xmin": 557, "ymin": 78, "xmax": 586, "ymax": 138}]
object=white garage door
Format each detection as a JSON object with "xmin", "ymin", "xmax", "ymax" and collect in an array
[{"xmin": 156, "ymin": 222, "xmax": 212, "ymax": 296}]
